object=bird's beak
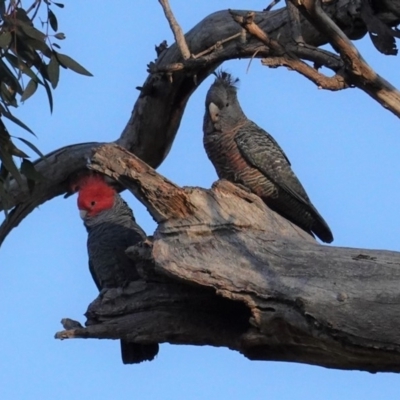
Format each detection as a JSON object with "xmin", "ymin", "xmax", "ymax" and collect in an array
[
  {"xmin": 79, "ymin": 209, "xmax": 87, "ymax": 219},
  {"xmin": 208, "ymin": 102, "xmax": 220, "ymax": 123}
]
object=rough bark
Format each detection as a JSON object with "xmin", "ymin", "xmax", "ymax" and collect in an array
[
  {"xmin": 55, "ymin": 144, "xmax": 400, "ymax": 372},
  {"xmin": 2, "ymin": 0, "xmax": 400, "ymax": 246}
]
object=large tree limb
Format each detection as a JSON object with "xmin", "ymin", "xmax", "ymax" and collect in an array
[
  {"xmin": 56, "ymin": 144, "xmax": 400, "ymax": 372},
  {"xmin": 1, "ymin": 2, "xmax": 400, "ymax": 246}
]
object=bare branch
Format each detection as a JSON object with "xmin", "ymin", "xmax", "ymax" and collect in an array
[
  {"xmin": 230, "ymin": 10, "xmax": 283, "ymax": 53},
  {"xmin": 158, "ymin": 0, "xmax": 191, "ymax": 59},
  {"xmin": 261, "ymin": 57, "xmax": 348, "ymax": 90}
]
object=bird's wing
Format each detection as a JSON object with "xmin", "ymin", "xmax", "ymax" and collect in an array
[
  {"xmin": 88, "ymin": 258, "xmax": 102, "ymax": 291},
  {"xmin": 234, "ymin": 121, "xmax": 312, "ymax": 206}
]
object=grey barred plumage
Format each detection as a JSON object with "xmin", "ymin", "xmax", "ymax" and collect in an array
[
  {"xmin": 203, "ymin": 71, "xmax": 333, "ymax": 243},
  {"xmin": 77, "ymin": 175, "xmax": 159, "ymax": 363},
  {"xmin": 84, "ymin": 195, "xmax": 146, "ymax": 289}
]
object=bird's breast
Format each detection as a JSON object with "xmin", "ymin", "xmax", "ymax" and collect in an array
[
  {"xmin": 204, "ymin": 131, "xmax": 277, "ymax": 198},
  {"xmin": 204, "ymin": 132, "xmax": 245, "ymax": 180}
]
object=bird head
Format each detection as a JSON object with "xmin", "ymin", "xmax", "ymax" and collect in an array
[
  {"xmin": 75, "ymin": 175, "xmax": 116, "ymax": 219},
  {"xmin": 204, "ymin": 71, "xmax": 244, "ymax": 131}
]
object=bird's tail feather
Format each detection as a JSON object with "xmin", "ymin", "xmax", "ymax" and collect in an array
[{"xmin": 120, "ymin": 340, "xmax": 159, "ymax": 364}]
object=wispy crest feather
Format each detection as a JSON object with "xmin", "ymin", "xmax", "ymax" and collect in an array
[{"xmin": 213, "ymin": 70, "xmax": 240, "ymax": 89}]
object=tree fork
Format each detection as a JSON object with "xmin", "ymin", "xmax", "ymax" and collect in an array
[{"xmin": 56, "ymin": 144, "xmax": 400, "ymax": 372}]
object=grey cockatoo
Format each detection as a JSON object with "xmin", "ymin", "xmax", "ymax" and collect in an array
[
  {"xmin": 203, "ymin": 71, "xmax": 333, "ymax": 243},
  {"xmin": 76, "ymin": 174, "xmax": 159, "ymax": 363}
]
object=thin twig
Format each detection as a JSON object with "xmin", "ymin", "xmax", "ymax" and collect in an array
[
  {"xmin": 261, "ymin": 57, "xmax": 348, "ymax": 90},
  {"xmin": 158, "ymin": 0, "xmax": 191, "ymax": 60},
  {"xmin": 246, "ymin": 47, "xmax": 264, "ymax": 73},
  {"xmin": 192, "ymin": 32, "xmax": 242, "ymax": 59},
  {"xmin": 230, "ymin": 10, "xmax": 283, "ymax": 54}
]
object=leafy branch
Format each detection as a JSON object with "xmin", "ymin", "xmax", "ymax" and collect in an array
[{"xmin": 0, "ymin": 0, "xmax": 92, "ymax": 211}]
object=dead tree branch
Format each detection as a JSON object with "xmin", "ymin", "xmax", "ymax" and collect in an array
[
  {"xmin": 55, "ymin": 144, "xmax": 400, "ymax": 372},
  {"xmin": 289, "ymin": 0, "xmax": 400, "ymax": 113},
  {"xmin": 158, "ymin": 0, "xmax": 191, "ymax": 59},
  {"xmin": 231, "ymin": 10, "xmax": 348, "ymax": 90}
]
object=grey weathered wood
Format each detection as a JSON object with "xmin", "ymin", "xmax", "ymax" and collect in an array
[{"xmin": 55, "ymin": 145, "xmax": 400, "ymax": 372}]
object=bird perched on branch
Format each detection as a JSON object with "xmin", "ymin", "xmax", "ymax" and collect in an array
[
  {"xmin": 203, "ymin": 71, "xmax": 333, "ymax": 243},
  {"xmin": 75, "ymin": 174, "xmax": 159, "ymax": 363}
]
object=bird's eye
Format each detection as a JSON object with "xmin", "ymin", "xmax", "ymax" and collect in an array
[
  {"xmin": 225, "ymin": 102, "xmax": 229, "ymax": 107},
  {"xmin": 90, "ymin": 201, "xmax": 96, "ymax": 207}
]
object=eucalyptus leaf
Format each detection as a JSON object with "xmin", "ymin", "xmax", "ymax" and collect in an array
[
  {"xmin": 20, "ymin": 159, "xmax": 44, "ymax": 181},
  {"xmin": 40, "ymin": 76, "xmax": 53, "ymax": 113},
  {"xmin": 0, "ymin": 32, "xmax": 11, "ymax": 48},
  {"xmin": 0, "ymin": 105, "xmax": 35, "ymax": 135},
  {"xmin": 0, "ymin": 1, "xmax": 5, "ymax": 18},
  {"xmin": 48, "ymin": 9, "xmax": 58, "ymax": 32},
  {"xmin": 55, "ymin": 52, "xmax": 93, "ymax": 76},
  {"xmin": 20, "ymin": 24, "xmax": 46, "ymax": 42},
  {"xmin": 0, "ymin": 83, "xmax": 17, "ymax": 107},
  {"xmin": 0, "ymin": 147, "xmax": 24, "ymax": 187},
  {"xmin": 0, "ymin": 182, "xmax": 11, "ymax": 216},
  {"xmin": 9, "ymin": 144, "xmax": 28, "ymax": 158},
  {"xmin": 14, "ymin": 136, "xmax": 46, "ymax": 160},
  {"xmin": 20, "ymin": 79, "xmax": 38, "ymax": 102},
  {"xmin": 0, "ymin": 57, "xmax": 23, "ymax": 94},
  {"xmin": 15, "ymin": 8, "xmax": 31, "ymax": 25},
  {"xmin": 24, "ymin": 38, "xmax": 51, "ymax": 56},
  {"xmin": 16, "ymin": 61, "xmax": 41, "ymax": 81},
  {"xmin": 47, "ymin": 54, "xmax": 60, "ymax": 89}
]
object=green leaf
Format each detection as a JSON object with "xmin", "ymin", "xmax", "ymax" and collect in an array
[
  {"xmin": 52, "ymin": 42, "xmax": 61, "ymax": 49},
  {"xmin": 20, "ymin": 79, "xmax": 38, "ymax": 102},
  {"xmin": 15, "ymin": 8, "xmax": 31, "ymax": 24},
  {"xmin": 0, "ymin": 58, "xmax": 23, "ymax": 95},
  {"xmin": 0, "ymin": 147, "xmax": 24, "ymax": 187},
  {"xmin": 0, "ymin": 82, "xmax": 17, "ymax": 107},
  {"xmin": 55, "ymin": 52, "xmax": 93, "ymax": 76},
  {"xmin": 16, "ymin": 61, "xmax": 41, "ymax": 82},
  {"xmin": 47, "ymin": 54, "xmax": 60, "ymax": 89},
  {"xmin": 14, "ymin": 136, "xmax": 46, "ymax": 160},
  {"xmin": 0, "ymin": 181, "xmax": 11, "ymax": 216},
  {"xmin": 54, "ymin": 32, "xmax": 66, "ymax": 40},
  {"xmin": 0, "ymin": 105, "xmax": 35, "ymax": 135},
  {"xmin": 20, "ymin": 159, "xmax": 42, "ymax": 193},
  {"xmin": 24, "ymin": 38, "xmax": 51, "ymax": 57},
  {"xmin": 20, "ymin": 159, "xmax": 44, "ymax": 181},
  {"xmin": 6, "ymin": 140, "xmax": 29, "ymax": 159},
  {"xmin": 19, "ymin": 23, "xmax": 46, "ymax": 42},
  {"xmin": 39, "ymin": 74, "xmax": 53, "ymax": 113},
  {"xmin": 0, "ymin": 1, "xmax": 5, "ymax": 18},
  {"xmin": 0, "ymin": 32, "xmax": 11, "ymax": 48},
  {"xmin": 48, "ymin": 9, "xmax": 58, "ymax": 32}
]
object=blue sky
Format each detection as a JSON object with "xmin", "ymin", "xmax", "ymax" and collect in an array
[{"xmin": 1, "ymin": 1, "xmax": 400, "ymax": 399}]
